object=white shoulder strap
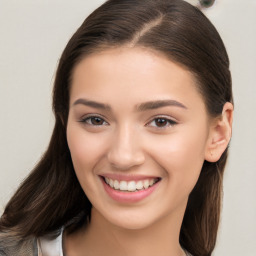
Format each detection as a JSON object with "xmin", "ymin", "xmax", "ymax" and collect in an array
[{"xmin": 37, "ymin": 230, "xmax": 63, "ymax": 256}]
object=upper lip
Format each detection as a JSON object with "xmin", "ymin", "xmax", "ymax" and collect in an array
[{"xmin": 100, "ymin": 173, "xmax": 160, "ymax": 181}]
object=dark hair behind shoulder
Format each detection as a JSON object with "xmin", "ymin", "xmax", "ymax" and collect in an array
[{"xmin": 0, "ymin": 1, "xmax": 232, "ymax": 255}]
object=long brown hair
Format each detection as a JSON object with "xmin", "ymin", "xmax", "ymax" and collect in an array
[{"xmin": 0, "ymin": 1, "xmax": 233, "ymax": 255}]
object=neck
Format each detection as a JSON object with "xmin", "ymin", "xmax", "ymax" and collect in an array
[{"xmin": 65, "ymin": 206, "xmax": 187, "ymax": 256}]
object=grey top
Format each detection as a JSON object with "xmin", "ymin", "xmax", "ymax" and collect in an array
[
  {"xmin": 0, "ymin": 230, "xmax": 192, "ymax": 256},
  {"xmin": 0, "ymin": 231, "xmax": 63, "ymax": 256}
]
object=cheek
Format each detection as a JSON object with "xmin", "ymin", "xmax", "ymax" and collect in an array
[
  {"xmin": 66, "ymin": 124, "xmax": 106, "ymax": 177},
  {"xmin": 148, "ymin": 128, "xmax": 208, "ymax": 190}
]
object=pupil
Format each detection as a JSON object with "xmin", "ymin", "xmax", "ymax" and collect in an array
[
  {"xmin": 92, "ymin": 117, "xmax": 103, "ymax": 125},
  {"xmin": 156, "ymin": 118, "xmax": 167, "ymax": 127}
]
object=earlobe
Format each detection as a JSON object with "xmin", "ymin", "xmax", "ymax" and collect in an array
[{"xmin": 205, "ymin": 102, "xmax": 233, "ymax": 162}]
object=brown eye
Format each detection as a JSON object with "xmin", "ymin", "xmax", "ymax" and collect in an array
[
  {"xmin": 147, "ymin": 117, "xmax": 177, "ymax": 128},
  {"xmin": 90, "ymin": 117, "xmax": 105, "ymax": 125},
  {"xmin": 155, "ymin": 118, "xmax": 168, "ymax": 127},
  {"xmin": 80, "ymin": 116, "xmax": 108, "ymax": 126}
]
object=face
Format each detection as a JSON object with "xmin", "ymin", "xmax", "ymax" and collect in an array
[{"xmin": 67, "ymin": 47, "xmax": 213, "ymax": 230}]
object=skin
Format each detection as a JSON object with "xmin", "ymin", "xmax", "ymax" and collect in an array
[{"xmin": 65, "ymin": 47, "xmax": 233, "ymax": 256}]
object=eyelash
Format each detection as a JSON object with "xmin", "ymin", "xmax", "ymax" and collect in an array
[
  {"xmin": 146, "ymin": 116, "xmax": 177, "ymax": 129},
  {"xmin": 79, "ymin": 115, "xmax": 109, "ymax": 126},
  {"xmin": 79, "ymin": 115, "xmax": 177, "ymax": 129}
]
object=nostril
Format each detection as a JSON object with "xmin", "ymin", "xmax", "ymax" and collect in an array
[{"xmin": 107, "ymin": 148, "xmax": 145, "ymax": 170}]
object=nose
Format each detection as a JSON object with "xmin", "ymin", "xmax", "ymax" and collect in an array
[{"xmin": 107, "ymin": 125, "xmax": 145, "ymax": 170}]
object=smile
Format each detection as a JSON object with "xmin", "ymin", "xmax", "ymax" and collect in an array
[
  {"xmin": 104, "ymin": 177, "xmax": 159, "ymax": 192},
  {"xmin": 100, "ymin": 175, "xmax": 161, "ymax": 203}
]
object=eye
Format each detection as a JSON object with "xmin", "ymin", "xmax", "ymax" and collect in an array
[
  {"xmin": 79, "ymin": 116, "xmax": 108, "ymax": 126},
  {"xmin": 147, "ymin": 117, "xmax": 177, "ymax": 128}
]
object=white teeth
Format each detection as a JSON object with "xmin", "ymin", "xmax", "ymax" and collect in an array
[
  {"xmin": 119, "ymin": 181, "xmax": 128, "ymax": 191},
  {"xmin": 127, "ymin": 181, "xmax": 136, "ymax": 191},
  {"xmin": 143, "ymin": 180, "xmax": 149, "ymax": 189},
  {"xmin": 136, "ymin": 181, "xmax": 143, "ymax": 190},
  {"xmin": 104, "ymin": 177, "xmax": 159, "ymax": 192},
  {"xmin": 114, "ymin": 180, "xmax": 119, "ymax": 190},
  {"xmin": 109, "ymin": 179, "xmax": 114, "ymax": 188}
]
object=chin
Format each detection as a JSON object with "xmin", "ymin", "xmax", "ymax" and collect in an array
[{"xmin": 111, "ymin": 217, "xmax": 157, "ymax": 231}]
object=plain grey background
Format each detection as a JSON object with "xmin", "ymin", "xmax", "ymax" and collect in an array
[{"xmin": 0, "ymin": 0, "xmax": 255, "ymax": 255}]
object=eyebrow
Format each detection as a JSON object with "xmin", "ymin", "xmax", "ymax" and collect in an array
[
  {"xmin": 136, "ymin": 99, "xmax": 187, "ymax": 111},
  {"xmin": 72, "ymin": 98, "xmax": 111, "ymax": 111},
  {"xmin": 72, "ymin": 98, "xmax": 187, "ymax": 111}
]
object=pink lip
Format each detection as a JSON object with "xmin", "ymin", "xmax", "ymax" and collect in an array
[{"xmin": 100, "ymin": 177, "xmax": 160, "ymax": 203}]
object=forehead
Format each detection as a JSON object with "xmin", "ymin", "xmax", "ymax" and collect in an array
[{"xmin": 70, "ymin": 47, "xmax": 205, "ymax": 111}]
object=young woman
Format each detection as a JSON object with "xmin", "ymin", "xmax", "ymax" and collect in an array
[{"xmin": 0, "ymin": 0, "xmax": 233, "ymax": 255}]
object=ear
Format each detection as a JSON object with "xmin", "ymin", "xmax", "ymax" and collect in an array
[{"xmin": 205, "ymin": 102, "xmax": 234, "ymax": 162}]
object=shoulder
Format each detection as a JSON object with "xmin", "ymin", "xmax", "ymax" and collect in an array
[
  {"xmin": 0, "ymin": 231, "xmax": 37, "ymax": 256},
  {"xmin": 37, "ymin": 230, "xmax": 63, "ymax": 256},
  {"xmin": 0, "ymin": 229, "xmax": 63, "ymax": 256}
]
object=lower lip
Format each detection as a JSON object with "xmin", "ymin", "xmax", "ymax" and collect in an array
[{"xmin": 101, "ymin": 178, "xmax": 160, "ymax": 203}]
